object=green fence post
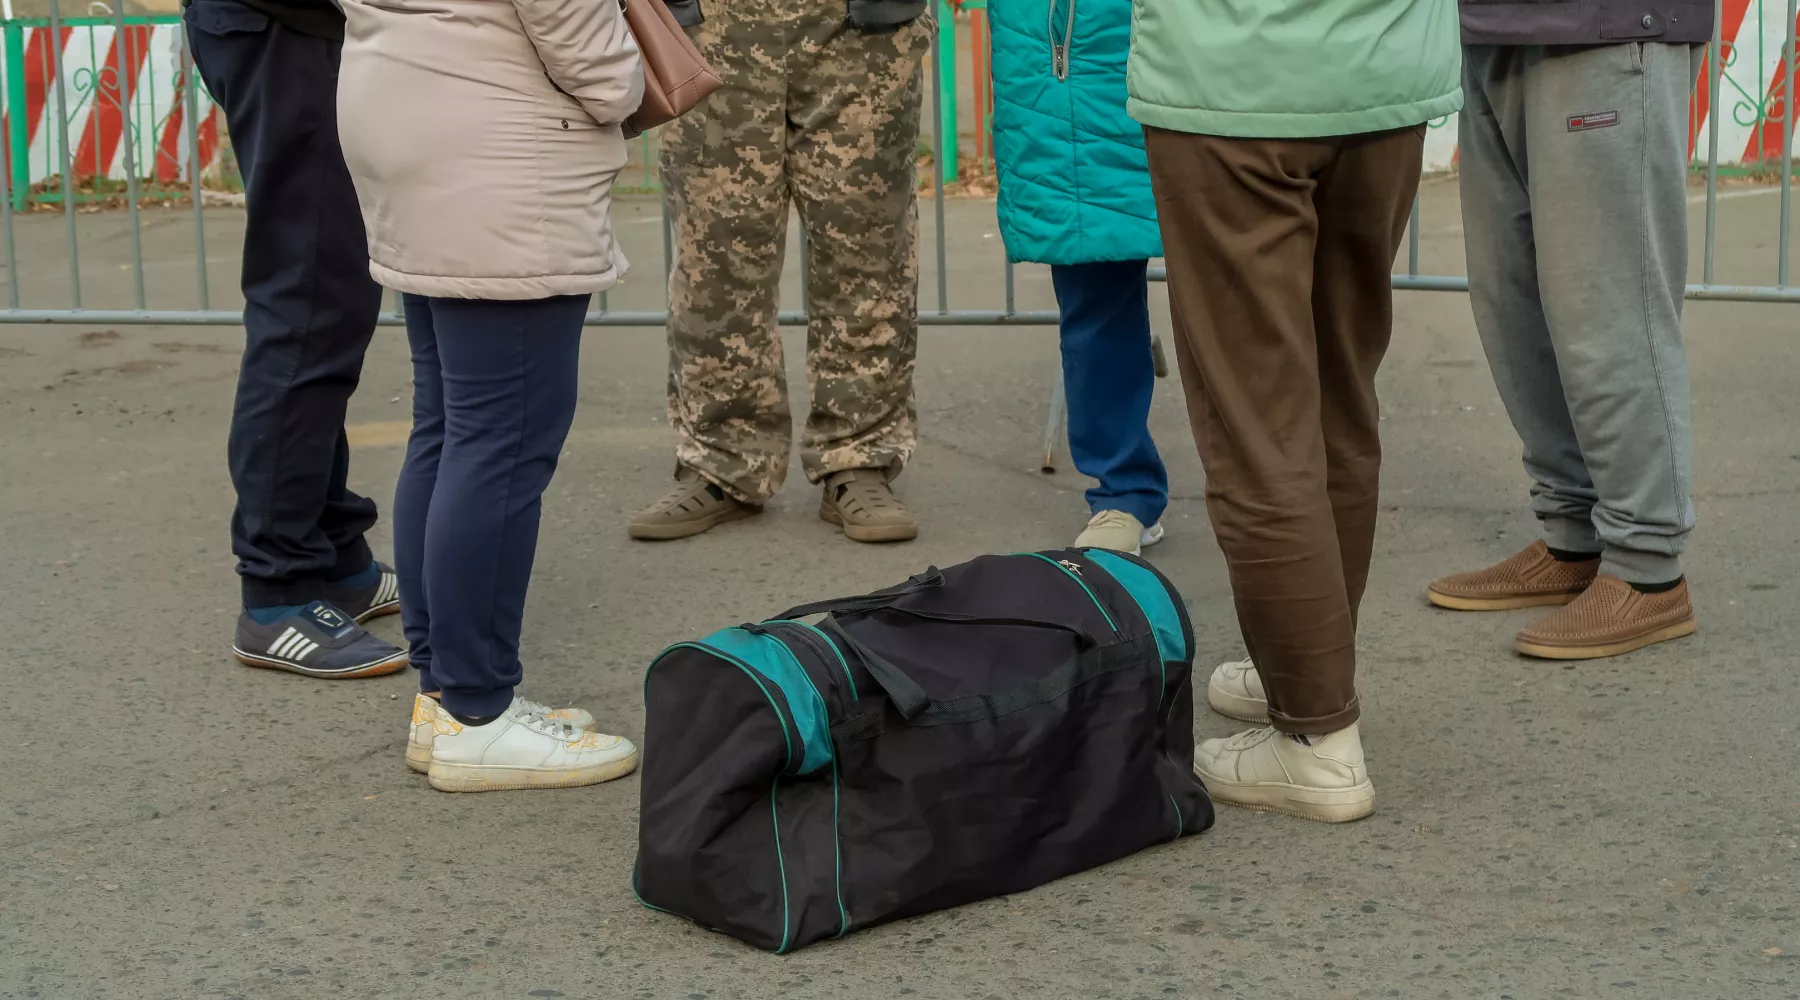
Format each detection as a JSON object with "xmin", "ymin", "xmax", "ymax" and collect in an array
[
  {"xmin": 4, "ymin": 22, "xmax": 28, "ymax": 212},
  {"xmin": 936, "ymin": 0, "xmax": 958, "ymax": 184}
]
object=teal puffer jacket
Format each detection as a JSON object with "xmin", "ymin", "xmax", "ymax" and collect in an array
[{"xmin": 990, "ymin": 0, "xmax": 1161, "ymax": 266}]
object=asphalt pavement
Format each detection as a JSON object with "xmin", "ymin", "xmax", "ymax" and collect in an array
[{"xmin": 2, "ymin": 185, "xmax": 1797, "ymax": 999}]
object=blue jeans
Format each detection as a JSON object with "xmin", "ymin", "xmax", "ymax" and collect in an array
[
  {"xmin": 1052, "ymin": 260, "xmax": 1168, "ymax": 528},
  {"xmin": 395, "ymin": 294, "xmax": 588, "ymax": 718}
]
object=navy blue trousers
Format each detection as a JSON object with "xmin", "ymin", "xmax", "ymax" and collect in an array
[
  {"xmin": 1051, "ymin": 260, "xmax": 1169, "ymax": 528},
  {"xmin": 395, "ymin": 295, "xmax": 588, "ymax": 718},
  {"xmin": 186, "ymin": 0, "xmax": 384, "ymax": 606}
]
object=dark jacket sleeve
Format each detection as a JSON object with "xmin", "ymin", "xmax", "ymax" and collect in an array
[
  {"xmin": 847, "ymin": 0, "xmax": 927, "ymax": 31},
  {"xmin": 667, "ymin": 0, "xmax": 702, "ymax": 28}
]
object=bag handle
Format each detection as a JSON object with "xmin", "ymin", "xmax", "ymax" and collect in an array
[
  {"xmin": 814, "ymin": 611, "xmax": 1102, "ymax": 721},
  {"xmin": 850, "ymin": 605, "xmax": 1101, "ymax": 650},
  {"xmin": 770, "ymin": 567, "xmax": 946, "ymax": 621},
  {"xmin": 817, "ymin": 618, "xmax": 931, "ymax": 719}
]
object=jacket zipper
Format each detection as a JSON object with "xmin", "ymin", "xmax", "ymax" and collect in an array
[{"xmin": 1049, "ymin": 0, "xmax": 1076, "ymax": 81}]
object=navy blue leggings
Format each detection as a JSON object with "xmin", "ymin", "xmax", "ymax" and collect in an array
[
  {"xmin": 394, "ymin": 294, "xmax": 588, "ymax": 717},
  {"xmin": 1052, "ymin": 260, "xmax": 1169, "ymax": 528}
]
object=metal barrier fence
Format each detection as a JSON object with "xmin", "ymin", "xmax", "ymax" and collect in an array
[{"xmin": 4, "ymin": 0, "xmax": 1800, "ymax": 330}]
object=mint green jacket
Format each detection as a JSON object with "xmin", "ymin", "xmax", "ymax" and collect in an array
[{"xmin": 1126, "ymin": 0, "xmax": 1463, "ymax": 139}]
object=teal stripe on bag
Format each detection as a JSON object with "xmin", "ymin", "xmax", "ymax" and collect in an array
[
  {"xmin": 1083, "ymin": 550, "xmax": 1188, "ymax": 665},
  {"xmin": 696, "ymin": 628, "xmax": 835, "ymax": 776}
]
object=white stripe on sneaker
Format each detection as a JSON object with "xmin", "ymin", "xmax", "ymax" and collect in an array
[
  {"xmin": 292, "ymin": 639, "xmax": 318, "ymax": 661},
  {"xmin": 271, "ymin": 628, "xmax": 304, "ymax": 659}
]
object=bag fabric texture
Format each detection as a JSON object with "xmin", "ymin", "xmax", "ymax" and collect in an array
[
  {"xmin": 623, "ymin": 0, "xmax": 723, "ymax": 138},
  {"xmin": 635, "ymin": 548, "xmax": 1214, "ymax": 952}
]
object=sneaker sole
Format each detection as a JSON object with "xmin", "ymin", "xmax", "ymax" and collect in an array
[
  {"xmin": 1196, "ymin": 772, "xmax": 1377, "ymax": 824},
  {"xmin": 820, "ymin": 505, "xmax": 918, "ymax": 543},
  {"xmin": 628, "ymin": 504, "xmax": 758, "ymax": 540},
  {"xmin": 426, "ymin": 752, "xmax": 640, "ymax": 793},
  {"xmin": 405, "ymin": 738, "xmax": 431, "ymax": 774},
  {"xmin": 1515, "ymin": 617, "xmax": 1698, "ymax": 660},
  {"xmin": 1140, "ymin": 523, "xmax": 1166, "ymax": 548},
  {"xmin": 1206, "ymin": 683, "xmax": 1271, "ymax": 724},
  {"xmin": 354, "ymin": 599, "xmax": 402, "ymax": 624},
  {"xmin": 408, "ymin": 720, "xmax": 597, "ymax": 774},
  {"xmin": 1426, "ymin": 588, "xmax": 1585, "ymax": 611},
  {"xmin": 232, "ymin": 647, "xmax": 410, "ymax": 679}
]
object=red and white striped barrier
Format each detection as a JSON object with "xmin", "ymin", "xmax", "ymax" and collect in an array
[
  {"xmin": 1, "ymin": 21, "xmax": 222, "ymax": 190},
  {"xmin": 11, "ymin": 7, "xmax": 1800, "ymax": 187},
  {"xmin": 1424, "ymin": 1, "xmax": 1800, "ymax": 172}
]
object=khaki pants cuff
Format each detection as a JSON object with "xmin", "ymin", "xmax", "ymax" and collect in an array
[
  {"xmin": 678, "ymin": 461, "xmax": 769, "ymax": 507},
  {"xmin": 1268, "ymin": 697, "xmax": 1361, "ymax": 737}
]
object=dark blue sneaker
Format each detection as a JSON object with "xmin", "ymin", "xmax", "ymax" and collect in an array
[
  {"xmin": 232, "ymin": 601, "xmax": 408, "ymax": 679},
  {"xmin": 324, "ymin": 562, "xmax": 402, "ymax": 623}
]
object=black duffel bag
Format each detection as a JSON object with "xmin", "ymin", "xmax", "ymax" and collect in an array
[{"xmin": 634, "ymin": 548, "xmax": 1213, "ymax": 952}]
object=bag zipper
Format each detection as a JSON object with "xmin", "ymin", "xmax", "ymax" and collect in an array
[
  {"xmin": 1019, "ymin": 552, "xmax": 1119, "ymax": 636},
  {"xmin": 765, "ymin": 620, "xmax": 860, "ymax": 705}
]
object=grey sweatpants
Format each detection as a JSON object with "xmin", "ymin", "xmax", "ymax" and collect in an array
[{"xmin": 1459, "ymin": 43, "xmax": 1699, "ymax": 584}]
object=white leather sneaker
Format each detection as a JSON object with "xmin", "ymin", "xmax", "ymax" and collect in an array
[
  {"xmin": 405, "ymin": 694, "xmax": 597, "ymax": 773},
  {"xmin": 424, "ymin": 696, "xmax": 637, "ymax": 793},
  {"xmin": 1075, "ymin": 510, "xmax": 1163, "ymax": 555},
  {"xmin": 1206, "ymin": 659, "xmax": 1270, "ymax": 723},
  {"xmin": 1192, "ymin": 723, "xmax": 1375, "ymax": 823}
]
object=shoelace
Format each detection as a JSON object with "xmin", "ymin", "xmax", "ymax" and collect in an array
[
  {"xmin": 515, "ymin": 697, "xmax": 564, "ymax": 720},
  {"xmin": 1225, "ymin": 727, "xmax": 1275, "ymax": 751},
  {"xmin": 1220, "ymin": 658, "xmax": 1254, "ymax": 678},
  {"xmin": 1088, "ymin": 509, "xmax": 1135, "ymax": 531},
  {"xmin": 516, "ymin": 710, "xmax": 578, "ymax": 740}
]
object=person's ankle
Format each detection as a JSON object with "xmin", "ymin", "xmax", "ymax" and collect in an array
[
  {"xmin": 244, "ymin": 604, "xmax": 306, "ymax": 625},
  {"xmin": 329, "ymin": 560, "xmax": 380, "ymax": 589}
]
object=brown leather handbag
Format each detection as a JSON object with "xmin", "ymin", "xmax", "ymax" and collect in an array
[{"xmin": 622, "ymin": 0, "xmax": 722, "ymax": 138}]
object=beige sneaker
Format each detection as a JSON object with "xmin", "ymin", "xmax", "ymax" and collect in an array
[
  {"xmin": 629, "ymin": 469, "xmax": 760, "ymax": 540},
  {"xmin": 1074, "ymin": 510, "xmax": 1164, "ymax": 555},
  {"xmin": 1514, "ymin": 575, "xmax": 1696, "ymax": 660},
  {"xmin": 405, "ymin": 693, "xmax": 597, "ymax": 773},
  {"xmin": 426, "ymin": 696, "xmax": 638, "ymax": 793},
  {"xmin": 1427, "ymin": 541, "xmax": 1599, "ymax": 611},
  {"xmin": 1205, "ymin": 659, "xmax": 1270, "ymax": 723},
  {"xmin": 1193, "ymin": 724, "xmax": 1375, "ymax": 823},
  {"xmin": 820, "ymin": 469, "xmax": 917, "ymax": 543}
]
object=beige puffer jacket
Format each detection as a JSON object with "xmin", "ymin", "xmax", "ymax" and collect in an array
[{"xmin": 337, "ymin": 0, "xmax": 643, "ymax": 300}]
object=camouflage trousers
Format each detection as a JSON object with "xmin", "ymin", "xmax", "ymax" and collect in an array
[{"xmin": 662, "ymin": 0, "xmax": 927, "ymax": 505}]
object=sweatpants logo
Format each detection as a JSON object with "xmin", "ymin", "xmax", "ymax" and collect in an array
[{"xmin": 1568, "ymin": 110, "xmax": 1620, "ymax": 132}]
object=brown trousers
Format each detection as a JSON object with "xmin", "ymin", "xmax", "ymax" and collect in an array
[{"xmin": 1145, "ymin": 126, "xmax": 1424, "ymax": 735}]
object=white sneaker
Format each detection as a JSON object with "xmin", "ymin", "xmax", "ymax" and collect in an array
[
  {"xmin": 1206, "ymin": 659, "xmax": 1270, "ymax": 723},
  {"xmin": 1192, "ymin": 723, "xmax": 1375, "ymax": 823},
  {"xmin": 424, "ymin": 696, "xmax": 637, "ymax": 793},
  {"xmin": 406, "ymin": 693, "xmax": 596, "ymax": 773},
  {"xmin": 1075, "ymin": 510, "xmax": 1163, "ymax": 555}
]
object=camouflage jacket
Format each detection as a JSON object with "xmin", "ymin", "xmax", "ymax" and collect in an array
[{"xmin": 665, "ymin": 0, "xmax": 927, "ymax": 31}]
